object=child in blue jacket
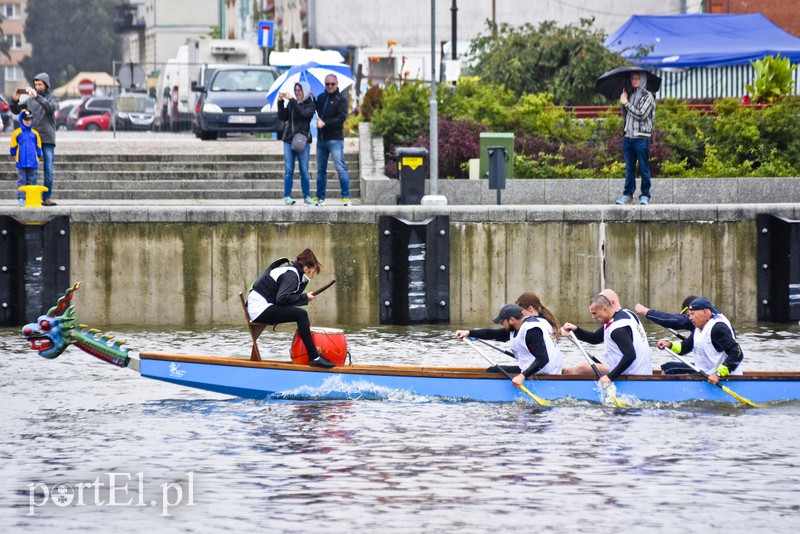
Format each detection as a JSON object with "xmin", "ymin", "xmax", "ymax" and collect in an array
[{"xmin": 10, "ymin": 110, "xmax": 43, "ymax": 205}]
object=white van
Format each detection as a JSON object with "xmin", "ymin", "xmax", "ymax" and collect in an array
[{"xmin": 154, "ymin": 39, "xmax": 263, "ymax": 132}]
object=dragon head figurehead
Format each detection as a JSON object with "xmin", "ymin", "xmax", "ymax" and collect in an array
[{"xmin": 21, "ymin": 283, "xmax": 81, "ymax": 359}]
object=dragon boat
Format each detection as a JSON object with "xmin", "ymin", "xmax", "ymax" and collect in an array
[{"xmin": 21, "ymin": 284, "xmax": 800, "ymax": 405}]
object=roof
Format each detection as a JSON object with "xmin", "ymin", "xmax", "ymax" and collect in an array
[
  {"xmin": 605, "ymin": 14, "xmax": 800, "ymax": 69},
  {"xmin": 53, "ymin": 72, "xmax": 118, "ymax": 98}
]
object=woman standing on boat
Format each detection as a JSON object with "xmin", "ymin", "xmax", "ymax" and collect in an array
[
  {"xmin": 247, "ymin": 249, "xmax": 335, "ymax": 368},
  {"xmin": 455, "ymin": 298, "xmax": 563, "ymax": 387}
]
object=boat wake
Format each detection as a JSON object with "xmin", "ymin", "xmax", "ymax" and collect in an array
[{"xmin": 271, "ymin": 375, "xmax": 458, "ymax": 403}]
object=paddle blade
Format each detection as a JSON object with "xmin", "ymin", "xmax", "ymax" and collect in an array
[
  {"xmin": 520, "ymin": 384, "xmax": 554, "ymax": 406},
  {"xmin": 720, "ymin": 385, "xmax": 763, "ymax": 408},
  {"xmin": 600, "ymin": 382, "xmax": 628, "ymax": 408}
]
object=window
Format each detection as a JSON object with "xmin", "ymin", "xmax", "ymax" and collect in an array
[
  {"xmin": 2, "ymin": 4, "xmax": 20, "ymax": 19},
  {"xmin": 4, "ymin": 65, "xmax": 22, "ymax": 81},
  {"xmin": 6, "ymin": 34, "xmax": 22, "ymax": 50}
]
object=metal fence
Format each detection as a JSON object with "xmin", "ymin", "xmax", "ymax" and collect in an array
[{"xmin": 657, "ymin": 64, "xmax": 800, "ymax": 99}]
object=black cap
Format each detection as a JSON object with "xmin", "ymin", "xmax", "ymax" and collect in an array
[
  {"xmin": 21, "ymin": 110, "xmax": 32, "ymax": 121},
  {"xmin": 493, "ymin": 303, "xmax": 523, "ymax": 324},
  {"xmin": 687, "ymin": 297, "xmax": 719, "ymax": 314}
]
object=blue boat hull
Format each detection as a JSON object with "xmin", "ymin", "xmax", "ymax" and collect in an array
[{"xmin": 139, "ymin": 353, "xmax": 800, "ymax": 404}]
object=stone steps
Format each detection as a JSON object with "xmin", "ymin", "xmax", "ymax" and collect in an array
[{"xmin": 6, "ymin": 152, "xmax": 360, "ymax": 200}]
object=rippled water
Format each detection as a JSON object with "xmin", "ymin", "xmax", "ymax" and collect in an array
[{"xmin": 2, "ymin": 322, "xmax": 800, "ymax": 533}]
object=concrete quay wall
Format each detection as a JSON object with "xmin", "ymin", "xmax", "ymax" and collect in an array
[{"xmin": 5, "ymin": 204, "xmax": 798, "ymax": 327}]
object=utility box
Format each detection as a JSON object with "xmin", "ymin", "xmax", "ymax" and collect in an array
[
  {"xmin": 479, "ymin": 132, "xmax": 514, "ymax": 179},
  {"xmin": 396, "ymin": 147, "xmax": 428, "ymax": 205}
]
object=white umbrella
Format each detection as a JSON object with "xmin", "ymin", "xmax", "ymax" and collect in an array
[{"xmin": 266, "ymin": 62, "xmax": 354, "ymax": 109}]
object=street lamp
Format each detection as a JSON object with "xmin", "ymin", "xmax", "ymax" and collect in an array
[{"xmin": 422, "ymin": 0, "xmax": 447, "ymax": 206}]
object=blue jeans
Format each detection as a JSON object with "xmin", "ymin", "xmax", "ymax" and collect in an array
[
  {"xmin": 315, "ymin": 139, "xmax": 351, "ymax": 200},
  {"xmin": 283, "ymin": 141, "xmax": 311, "ymax": 198},
  {"xmin": 42, "ymin": 143, "xmax": 55, "ymax": 200},
  {"xmin": 17, "ymin": 167, "xmax": 37, "ymax": 200},
  {"xmin": 622, "ymin": 137, "xmax": 651, "ymax": 198}
]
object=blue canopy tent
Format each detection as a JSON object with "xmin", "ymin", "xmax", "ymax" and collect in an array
[{"xmin": 605, "ymin": 14, "xmax": 800, "ymax": 98}]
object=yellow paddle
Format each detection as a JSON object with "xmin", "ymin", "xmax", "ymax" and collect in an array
[
  {"xmin": 659, "ymin": 342, "xmax": 762, "ymax": 407},
  {"xmin": 568, "ymin": 332, "xmax": 627, "ymax": 408},
  {"xmin": 465, "ymin": 338, "xmax": 553, "ymax": 406}
]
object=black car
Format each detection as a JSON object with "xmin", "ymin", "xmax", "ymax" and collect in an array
[
  {"xmin": 192, "ymin": 66, "xmax": 280, "ymax": 140},
  {"xmin": 67, "ymin": 96, "xmax": 114, "ymax": 130}
]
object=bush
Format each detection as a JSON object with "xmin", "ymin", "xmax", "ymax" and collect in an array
[
  {"xmin": 412, "ymin": 117, "xmax": 487, "ymax": 179},
  {"xmin": 371, "ymin": 81, "xmax": 430, "ymax": 151}
]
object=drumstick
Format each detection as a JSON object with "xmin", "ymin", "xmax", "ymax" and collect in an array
[{"xmin": 313, "ymin": 279, "xmax": 336, "ymax": 296}]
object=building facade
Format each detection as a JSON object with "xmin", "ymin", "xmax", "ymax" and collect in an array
[
  {"xmin": 706, "ymin": 0, "xmax": 800, "ymax": 37},
  {"xmin": 0, "ymin": 0, "xmax": 32, "ymax": 96}
]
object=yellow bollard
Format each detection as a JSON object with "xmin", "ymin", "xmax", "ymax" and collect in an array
[{"xmin": 18, "ymin": 185, "xmax": 49, "ymax": 207}]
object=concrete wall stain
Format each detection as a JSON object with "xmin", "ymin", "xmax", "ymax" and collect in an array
[{"xmin": 68, "ymin": 219, "xmax": 760, "ymax": 326}]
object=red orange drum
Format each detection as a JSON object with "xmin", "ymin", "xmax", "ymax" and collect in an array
[{"xmin": 290, "ymin": 327, "xmax": 349, "ymax": 366}]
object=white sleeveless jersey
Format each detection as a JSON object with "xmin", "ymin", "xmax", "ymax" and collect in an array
[
  {"xmin": 691, "ymin": 314, "xmax": 743, "ymax": 375},
  {"xmin": 509, "ymin": 316, "xmax": 563, "ymax": 375},
  {"xmin": 603, "ymin": 309, "xmax": 652, "ymax": 375}
]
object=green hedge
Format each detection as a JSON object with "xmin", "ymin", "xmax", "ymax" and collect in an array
[{"xmin": 368, "ymin": 80, "xmax": 800, "ymax": 178}]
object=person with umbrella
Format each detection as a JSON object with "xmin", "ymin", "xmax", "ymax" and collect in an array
[
  {"xmin": 616, "ymin": 71, "xmax": 655, "ymax": 205},
  {"xmin": 278, "ymin": 81, "xmax": 317, "ymax": 205}
]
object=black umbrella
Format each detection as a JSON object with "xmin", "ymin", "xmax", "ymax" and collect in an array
[{"xmin": 594, "ymin": 66, "xmax": 661, "ymax": 100}]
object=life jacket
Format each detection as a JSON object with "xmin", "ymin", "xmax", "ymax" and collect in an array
[{"xmin": 251, "ymin": 257, "xmax": 293, "ymax": 302}]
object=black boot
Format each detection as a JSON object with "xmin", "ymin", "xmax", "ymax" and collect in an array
[{"xmin": 309, "ymin": 354, "xmax": 335, "ymax": 368}]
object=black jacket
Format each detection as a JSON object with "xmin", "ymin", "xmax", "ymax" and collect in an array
[
  {"xmin": 278, "ymin": 98, "xmax": 315, "ymax": 144},
  {"xmin": 252, "ymin": 261, "xmax": 309, "ymax": 307},
  {"xmin": 315, "ymin": 90, "xmax": 348, "ymax": 141}
]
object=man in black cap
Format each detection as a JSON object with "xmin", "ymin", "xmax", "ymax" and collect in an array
[
  {"xmin": 11, "ymin": 72, "xmax": 59, "ymax": 206},
  {"xmin": 657, "ymin": 297, "xmax": 743, "ymax": 384},
  {"xmin": 455, "ymin": 303, "xmax": 563, "ymax": 385}
]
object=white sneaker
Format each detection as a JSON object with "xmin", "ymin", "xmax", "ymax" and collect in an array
[
  {"xmin": 342, "ymin": 198, "xmax": 351, "ymax": 206},
  {"xmin": 317, "ymin": 199, "xmax": 326, "ymax": 206}
]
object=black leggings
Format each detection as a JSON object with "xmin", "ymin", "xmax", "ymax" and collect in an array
[{"xmin": 255, "ymin": 305, "xmax": 319, "ymax": 360}]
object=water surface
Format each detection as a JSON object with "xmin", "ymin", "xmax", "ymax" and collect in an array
[{"xmin": 2, "ymin": 323, "xmax": 799, "ymax": 532}]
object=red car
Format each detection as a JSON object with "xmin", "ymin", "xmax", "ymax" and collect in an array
[{"xmin": 74, "ymin": 111, "xmax": 110, "ymax": 131}]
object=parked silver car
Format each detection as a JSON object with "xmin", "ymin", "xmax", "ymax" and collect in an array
[
  {"xmin": 115, "ymin": 93, "xmax": 156, "ymax": 130},
  {"xmin": 191, "ymin": 65, "xmax": 280, "ymax": 140}
]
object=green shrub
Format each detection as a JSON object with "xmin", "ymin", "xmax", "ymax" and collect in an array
[
  {"xmin": 371, "ymin": 81, "xmax": 431, "ymax": 151},
  {"xmin": 746, "ymin": 54, "xmax": 797, "ymax": 103}
]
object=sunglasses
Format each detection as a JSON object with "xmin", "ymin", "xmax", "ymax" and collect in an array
[{"xmin": 325, "ymin": 82, "xmax": 337, "ymax": 87}]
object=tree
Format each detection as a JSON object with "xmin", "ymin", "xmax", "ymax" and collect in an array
[
  {"xmin": 469, "ymin": 18, "xmax": 626, "ymax": 105},
  {"xmin": 20, "ymin": 0, "xmax": 121, "ymax": 87}
]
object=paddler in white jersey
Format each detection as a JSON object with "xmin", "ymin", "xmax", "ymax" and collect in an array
[
  {"xmin": 455, "ymin": 301, "xmax": 563, "ymax": 388},
  {"xmin": 657, "ymin": 297, "xmax": 744, "ymax": 385},
  {"xmin": 561, "ymin": 293, "xmax": 653, "ymax": 386}
]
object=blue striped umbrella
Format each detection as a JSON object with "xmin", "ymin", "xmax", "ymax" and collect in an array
[{"xmin": 266, "ymin": 62, "xmax": 354, "ymax": 109}]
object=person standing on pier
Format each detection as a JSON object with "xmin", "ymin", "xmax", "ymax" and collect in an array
[
  {"xmin": 615, "ymin": 71, "xmax": 655, "ymax": 206},
  {"xmin": 278, "ymin": 82, "xmax": 316, "ymax": 206},
  {"xmin": 10, "ymin": 73, "xmax": 58, "ymax": 206},
  {"xmin": 314, "ymin": 74, "xmax": 351, "ymax": 206},
  {"xmin": 10, "ymin": 110, "xmax": 43, "ymax": 206}
]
